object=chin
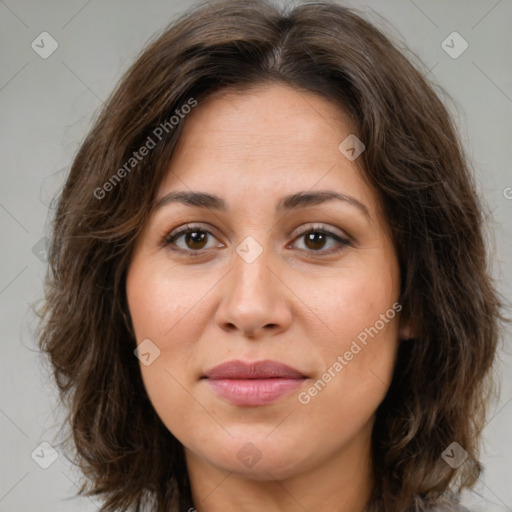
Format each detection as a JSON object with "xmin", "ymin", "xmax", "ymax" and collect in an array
[{"xmin": 191, "ymin": 434, "xmax": 319, "ymax": 480}]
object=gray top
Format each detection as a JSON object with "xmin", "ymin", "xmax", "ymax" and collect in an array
[{"xmin": 427, "ymin": 504, "xmax": 470, "ymax": 511}]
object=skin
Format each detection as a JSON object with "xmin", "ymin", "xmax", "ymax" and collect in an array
[{"xmin": 126, "ymin": 83, "xmax": 414, "ymax": 512}]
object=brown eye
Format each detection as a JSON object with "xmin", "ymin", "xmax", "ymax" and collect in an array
[
  {"xmin": 303, "ymin": 231, "xmax": 329, "ymax": 250},
  {"xmin": 181, "ymin": 230, "xmax": 209, "ymax": 250},
  {"xmin": 164, "ymin": 225, "xmax": 219, "ymax": 253},
  {"xmin": 291, "ymin": 227, "xmax": 351, "ymax": 255}
]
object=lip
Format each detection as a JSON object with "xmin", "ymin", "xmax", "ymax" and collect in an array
[
  {"xmin": 202, "ymin": 359, "xmax": 307, "ymax": 406},
  {"xmin": 203, "ymin": 359, "xmax": 306, "ymax": 379}
]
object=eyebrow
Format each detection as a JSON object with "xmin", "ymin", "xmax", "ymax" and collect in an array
[{"xmin": 154, "ymin": 190, "xmax": 370, "ymax": 219}]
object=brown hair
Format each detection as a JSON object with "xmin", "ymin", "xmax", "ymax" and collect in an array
[{"xmin": 36, "ymin": 0, "xmax": 507, "ymax": 511}]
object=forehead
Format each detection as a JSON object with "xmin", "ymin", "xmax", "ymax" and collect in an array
[{"xmin": 157, "ymin": 83, "xmax": 379, "ymax": 218}]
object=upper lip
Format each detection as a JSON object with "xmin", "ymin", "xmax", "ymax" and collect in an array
[{"xmin": 202, "ymin": 359, "xmax": 306, "ymax": 379}]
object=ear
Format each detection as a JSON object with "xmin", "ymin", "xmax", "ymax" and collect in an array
[{"xmin": 399, "ymin": 315, "xmax": 419, "ymax": 341}]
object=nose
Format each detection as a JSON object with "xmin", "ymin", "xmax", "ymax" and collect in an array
[{"xmin": 214, "ymin": 244, "xmax": 293, "ymax": 339}]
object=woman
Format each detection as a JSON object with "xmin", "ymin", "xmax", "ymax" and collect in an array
[{"xmin": 37, "ymin": 0, "xmax": 506, "ymax": 511}]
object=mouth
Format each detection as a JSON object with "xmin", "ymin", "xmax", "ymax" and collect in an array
[{"xmin": 201, "ymin": 359, "xmax": 308, "ymax": 406}]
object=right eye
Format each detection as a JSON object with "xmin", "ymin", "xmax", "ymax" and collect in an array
[{"xmin": 163, "ymin": 224, "xmax": 223, "ymax": 254}]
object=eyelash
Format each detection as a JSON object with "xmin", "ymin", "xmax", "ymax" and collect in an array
[{"xmin": 162, "ymin": 223, "xmax": 352, "ymax": 257}]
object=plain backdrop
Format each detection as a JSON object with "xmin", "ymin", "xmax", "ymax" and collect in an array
[{"xmin": 1, "ymin": 0, "xmax": 511, "ymax": 511}]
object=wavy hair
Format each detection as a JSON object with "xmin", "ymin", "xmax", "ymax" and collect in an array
[{"xmin": 36, "ymin": 0, "xmax": 506, "ymax": 511}]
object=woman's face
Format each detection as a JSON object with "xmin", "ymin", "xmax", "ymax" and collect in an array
[{"xmin": 126, "ymin": 83, "xmax": 410, "ymax": 484}]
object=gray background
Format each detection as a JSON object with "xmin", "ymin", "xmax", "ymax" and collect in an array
[{"xmin": 1, "ymin": 0, "xmax": 511, "ymax": 511}]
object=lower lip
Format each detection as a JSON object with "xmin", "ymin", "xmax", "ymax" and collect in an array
[{"xmin": 205, "ymin": 378, "xmax": 305, "ymax": 406}]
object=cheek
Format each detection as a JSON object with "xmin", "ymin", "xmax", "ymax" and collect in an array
[
  {"xmin": 125, "ymin": 256, "xmax": 205, "ymax": 399},
  {"xmin": 295, "ymin": 255, "xmax": 398, "ymax": 353},
  {"xmin": 293, "ymin": 256, "xmax": 400, "ymax": 418},
  {"xmin": 126, "ymin": 256, "xmax": 214, "ymax": 345},
  {"xmin": 126, "ymin": 257, "xmax": 212, "ymax": 438}
]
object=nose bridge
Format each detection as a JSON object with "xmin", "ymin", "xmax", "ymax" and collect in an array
[
  {"xmin": 231, "ymin": 234, "xmax": 275, "ymax": 305},
  {"xmin": 215, "ymin": 233, "xmax": 291, "ymax": 337}
]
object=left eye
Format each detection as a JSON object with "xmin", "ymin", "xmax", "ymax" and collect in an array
[
  {"xmin": 290, "ymin": 228, "xmax": 351, "ymax": 254},
  {"xmin": 163, "ymin": 225, "xmax": 350, "ymax": 255}
]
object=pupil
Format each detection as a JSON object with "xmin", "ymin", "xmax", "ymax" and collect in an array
[
  {"xmin": 186, "ymin": 231, "xmax": 207, "ymax": 249},
  {"xmin": 306, "ymin": 232, "xmax": 325, "ymax": 250}
]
